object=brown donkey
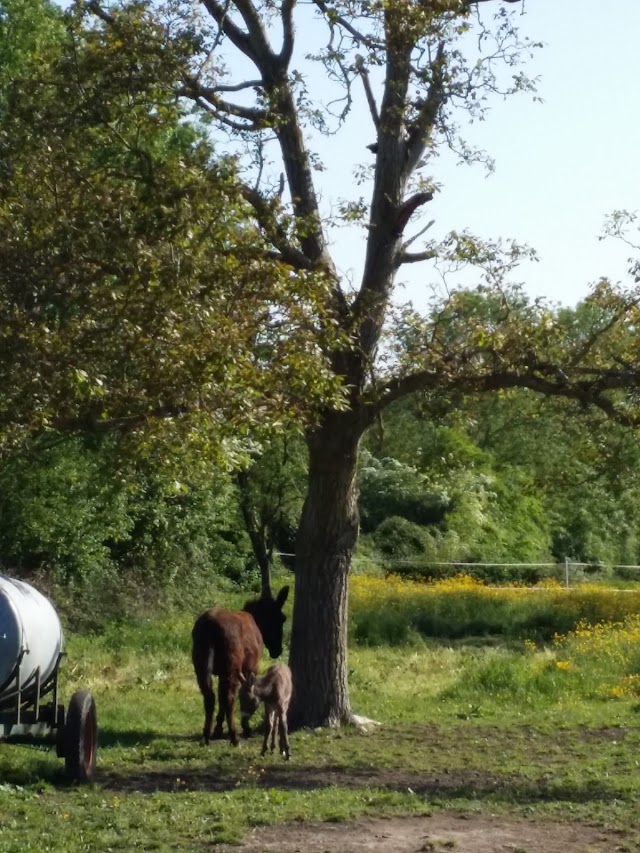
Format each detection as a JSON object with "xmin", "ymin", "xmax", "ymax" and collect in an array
[
  {"xmin": 191, "ymin": 586, "xmax": 289, "ymax": 745},
  {"xmin": 239, "ymin": 663, "xmax": 293, "ymax": 760}
]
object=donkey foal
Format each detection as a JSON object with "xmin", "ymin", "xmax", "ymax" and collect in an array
[{"xmin": 239, "ymin": 663, "xmax": 292, "ymax": 760}]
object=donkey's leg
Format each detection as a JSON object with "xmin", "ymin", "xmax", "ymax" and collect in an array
[
  {"xmin": 199, "ymin": 687, "xmax": 215, "ymax": 745},
  {"xmin": 261, "ymin": 709, "xmax": 273, "ymax": 756},
  {"xmin": 222, "ymin": 676, "xmax": 240, "ymax": 746},
  {"xmin": 192, "ymin": 646, "xmax": 215, "ymax": 744},
  {"xmin": 278, "ymin": 711, "xmax": 290, "ymax": 760},
  {"xmin": 240, "ymin": 692, "xmax": 254, "ymax": 740},
  {"xmin": 269, "ymin": 708, "xmax": 278, "ymax": 752},
  {"xmin": 212, "ymin": 677, "xmax": 228, "ymax": 740}
]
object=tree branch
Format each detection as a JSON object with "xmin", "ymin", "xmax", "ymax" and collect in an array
[
  {"xmin": 181, "ymin": 76, "xmax": 270, "ymax": 123},
  {"xmin": 200, "ymin": 0, "xmax": 257, "ymax": 63},
  {"xmin": 84, "ymin": 0, "xmax": 114, "ymax": 24},
  {"xmin": 53, "ymin": 404, "xmax": 189, "ymax": 435},
  {"xmin": 395, "ymin": 248, "xmax": 438, "ymax": 267},
  {"xmin": 393, "ymin": 191, "xmax": 434, "ymax": 237},
  {"xmin": 404, "ymin": 41, "xmax": 446, "ymax": 179},
  {"xmin": 279, "ymin": 0, "xmax": 296, "ymax": 68},
  {"xmin": 196, "ymin": 0, "xmax": 340, "ymax": 305},
  {"xmin": 210, "ymin": 79, "xmax": 264, "ymax": 93},
  {"xmin": 232, "ymin": 0, "xmax": 278, "ymax": 67},
  {"xmin": 403, "ymin": 219, "xmax": 436, "ymax": 249},
  {"xmin": 569, "ymin": 298, "xmax": 640, "ymax": 367},
  {"xmin": 355, "ymin": 54, "xmax": 379, "ymax": 129},
  {"xmin": 240, "ymin": 184, "xmax": 318, "ymax": 271},
  {"xmin": 311, "ymin": 0, "xmax": 384, "ymax": 50},
  {"xmin": 365, "ymin": 366, "xmax": 640, "ymax": 427}
]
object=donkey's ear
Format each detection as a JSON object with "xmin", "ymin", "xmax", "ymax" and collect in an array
[{"xmin": 275, "ymin": 586, "xmax": 290, "ymax": 608}]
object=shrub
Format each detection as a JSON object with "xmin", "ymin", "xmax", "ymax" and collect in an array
[{"xmin": 358, "ymin": 454, "xmax": 450, "ymax": 533}]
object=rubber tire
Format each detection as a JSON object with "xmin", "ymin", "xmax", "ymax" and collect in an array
[{"xmin": 64, "ymin": 690, "xmax": 97, "ymax": 783}]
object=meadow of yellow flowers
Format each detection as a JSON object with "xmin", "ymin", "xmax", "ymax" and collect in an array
[{"xmin": 349, "ymin": 573, "xmax": 640, "ymax": 706}]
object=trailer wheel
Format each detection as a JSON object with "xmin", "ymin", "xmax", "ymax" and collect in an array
[
  {"xmin": 55, "ymin": 703, "xmax": 66, "ymax": 758},
  {"xmin": 64, "ymin": 690, "xmax": 97, "ymax": 783}
]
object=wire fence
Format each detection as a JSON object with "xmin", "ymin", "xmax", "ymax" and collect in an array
[
  {"xmin": 364, "ymin": 558, "xmax": 640, "ymax": 588},
  {"xmin": 277, "ymin": 552, "xmax": 640, "ymax": 587}
]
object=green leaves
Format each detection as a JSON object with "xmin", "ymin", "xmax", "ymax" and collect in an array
[
  {"xmin": 0, "ymin": 0, "xmax": 64, "ymax": 95},
  {"xmin": 0, "ymin": 5, "xmax": 345, "ymax": 456}
]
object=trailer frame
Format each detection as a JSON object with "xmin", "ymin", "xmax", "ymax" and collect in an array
[{"xmin": 0, "ymin": 649, "xmax": 97, "ymax": 782}]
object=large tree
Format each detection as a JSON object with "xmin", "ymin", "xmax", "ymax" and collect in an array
[{"xmin": 33, "ymin": 0, "xmax": 640, "ymax": 726}]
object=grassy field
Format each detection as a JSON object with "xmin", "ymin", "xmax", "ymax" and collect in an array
[{"xmin": 1, "ymin": 576, "xmax": 640, "ymax": 851}]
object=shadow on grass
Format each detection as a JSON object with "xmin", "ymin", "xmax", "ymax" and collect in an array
[
  {"xmin": 4, "ymin": 721, "xmax": 638, "ymax": 803},
  {"xmin": 0, "ymin": 729, "xmax": 200, "ymax": 789},
  {"xmin": 98, "ymin": 761, "xmax": 631, "ymax": 807},
  {"xmin": 98, "ymin": 727, "xmax": 197, "ymax": 749}
]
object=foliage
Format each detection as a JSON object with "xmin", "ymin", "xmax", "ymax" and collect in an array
[
  {"xmin": 363, "ymin": 384, "xmax": 640, "ymax": 571},
  {"xmin": 235, "ymin": 434, "xmax": 308, "ymax": 582},
  {"xmin": 0, "ymin": 3, "xmax": 343, "ymax": 456},
  {"xmin": 0, "ymin": 0, "xmax": 63, "ymax": 96},
  {"xmin": 358, "ymin": 451, "xmax": 451, "ymax": 532},
  {"xmin": 361, "ymin": 403, "xmax": 555, "ymax": 569},
  {"xmin": 0, "ymin": 435, "xmax": 264, "ymax": 630},
  {"xmin": 0, "ymin": 439, "xmax": 132, "ymax": 582}
]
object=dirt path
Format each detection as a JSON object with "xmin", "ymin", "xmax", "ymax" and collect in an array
[{"xmin": 213, "ymin": 813, "xmax": 633, "ymax": 853}]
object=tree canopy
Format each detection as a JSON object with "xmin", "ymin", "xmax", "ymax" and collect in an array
[{"xmin": 0, "ymin": 2, "xmax": 344, "ymax": 456}]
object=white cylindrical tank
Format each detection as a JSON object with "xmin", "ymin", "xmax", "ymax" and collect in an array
[{"xmin": 0, "ymin": 576, "xmax": 65, "ymax": 699}]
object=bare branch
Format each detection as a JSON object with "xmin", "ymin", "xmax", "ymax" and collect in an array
[
  {"xmin": 200, "ymin": 0, "xmax": 256, "ymax": 63},
  {"xmin": 355, "ymin": 54, "xmax": 379, "ymax": 129},
  {"xmin": 395, "ymin": 248, "xmax": 438, "ymax": 267},
  {"xmin": 211, "ymin": 79, "xmax": 264, "ymax": 93},
  {"xmin": 393, "ymin": 192, "xmax": 434, "ymax": 237},
  {"xmin": 186, "ymin": 93, "xmax": 264, "ymax": 130},
  {"xmin": 280, "ymin": 0, "xmax": 296, "ymax": 68},
  {"xmin": 240, "ymin": 185, "xmax": 318, "ymax": 271},
  {"xmin": 404, "ymin": 41, "xmax": 446, "ymax": 179},
  {"xmin": 181, "ymin": 77, "xmax": 270, "ymax": 123},
  {"xmin": 84, "ymin": 0, "xmax": 114, "ymax": 24},
  {"xmin": 232, "ymin": 0, "xmax": 278, "ymax": 67},
  {"xmin": 311, "ymin": 0, "xmax": 384, "ymax": 50},
  {"xmin": 403, "ymin": 219, "xmax": 436, "ymax": 249}
]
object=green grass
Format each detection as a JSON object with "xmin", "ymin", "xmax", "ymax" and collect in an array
[{"xmin": 2, "ymin": 594, "xmax": 640, "ymax": 852}]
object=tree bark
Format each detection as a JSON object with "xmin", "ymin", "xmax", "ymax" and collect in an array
[
  {"xmin": 236, "ymin": 470, "xmax": 273, "ymax": 598},
  {"xmin": 288, "ymin": 411, "xmax": 365, "ymax": 727}
]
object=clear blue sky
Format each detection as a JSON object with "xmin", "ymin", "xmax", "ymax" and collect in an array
[{"xmin": 302, "ymin": 0, "xmax": 640, "ymax": 309}]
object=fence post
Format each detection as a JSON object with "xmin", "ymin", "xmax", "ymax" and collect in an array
[{"xmin": 564, "ymin": 557, "xmax": 570, "ymax": 589}]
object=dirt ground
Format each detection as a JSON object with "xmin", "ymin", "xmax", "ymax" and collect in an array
[{"xmin": 213, "ymin": 813, "xmax": 632, "ymax": 853}]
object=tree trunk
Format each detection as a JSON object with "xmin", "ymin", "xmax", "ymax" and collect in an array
[
  {"xmin": 236, "ymin": 470, "xmax": 273, "ymax": 598},
  {"xmin": 289, "ymin": 411, "xmax": 364, "ymax": 728}
]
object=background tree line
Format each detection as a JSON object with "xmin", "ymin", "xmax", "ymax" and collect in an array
[{"xmin": 3, "ymin": 353, "xmax": 640, "ymax": 628}]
